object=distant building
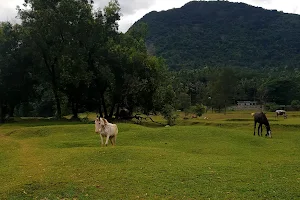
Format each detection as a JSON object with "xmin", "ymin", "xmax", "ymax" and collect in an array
[
  {"xmin": 237, "ymin": 101, "xmax": 257, "ymax": 106},
  {"xmin": 233, "ymin": 101, "xmax": 261, "ymax": 111}
]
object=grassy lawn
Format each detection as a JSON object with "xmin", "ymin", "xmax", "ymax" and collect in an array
[{"xmin": 1, "ymin": 111, "xmax": 300, "ymax": 199}]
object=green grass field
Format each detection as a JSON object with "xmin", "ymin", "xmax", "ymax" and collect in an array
[{"xmin": 1, "ymin": 111, "xmax": 300, "ymax": 199}]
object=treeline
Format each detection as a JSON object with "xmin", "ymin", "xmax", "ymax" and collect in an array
[
  {"xmin": 1, "ymin": 0, "xmax": 300, "ymax": 125},
  {"xmin": 173, "ymin": 67, "xmax": 300, "ymax": 113}
]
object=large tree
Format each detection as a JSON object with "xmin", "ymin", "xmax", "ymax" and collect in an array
[
  {"xmin": 0, "ymin": 22, "xmax": 34, "ymax": 122},
  {"xmin": 18, "ymin": 0, "xmax": 96, "ymax": 118},
  {"xmin": 209, "ymin": 67, "xmax": 238, "ymax": 113}
]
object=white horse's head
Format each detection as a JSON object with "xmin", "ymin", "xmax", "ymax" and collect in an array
[
  {"xmin": 95, "ymin": 116, "xmax": 101, "ymax": 133},
  {"xmin": 99, "ymin": 117, "xmax": 109, "ymax": 126}
]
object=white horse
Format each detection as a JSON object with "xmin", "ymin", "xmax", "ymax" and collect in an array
[
  {"xmin": 275, "ymin": 110, "xmax": 287, "ymax": 119},
  {"xmin": 95, "ymin": 117, "xmax": 118, "ymax": 146}
]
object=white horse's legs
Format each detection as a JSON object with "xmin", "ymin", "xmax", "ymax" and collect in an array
[
  {"xmin": 105, "ymin": 135, "xmax": 110, "ymax": 146},
  {"xmin": 100, "ymin": 134, "xmax": 104, "ymax": 146}
]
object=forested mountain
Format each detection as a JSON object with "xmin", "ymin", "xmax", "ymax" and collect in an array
[{"xmin": 130, "ymin": 1, "xmax": 300, "ymax": 70}]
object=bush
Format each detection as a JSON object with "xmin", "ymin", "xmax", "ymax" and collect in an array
[
  {"xmin": 265, "ymin": 103, "xmax": 279, "ymax": 112},
  {"xmin": 161, "ymin": 104, "xmax": 177, "ymax": 125},
  {"xmin": 192, "ymin": 104, "xmax": 206, "ymax": 117},
  {"xmin": 291, "ymin": 100, "xmax": 300, "ymax": 111}
]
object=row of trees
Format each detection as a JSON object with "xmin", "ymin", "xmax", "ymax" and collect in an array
[
  {"xmin": 0, "ymin": 0, "xmax": 172, "ymax": 122},
  {"xmin": 173, "ymin": 66, "xmax": 300, "ymax": 114},
  {"xmin": 1, "ymin": 0, "xmax": 300, "ymax": 124}
]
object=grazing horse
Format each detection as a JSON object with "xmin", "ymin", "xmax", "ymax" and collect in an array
[
  {"xmin": 253, "ymin": 112, "xmax": 272, "ymax": 138},
  {"xmin": 275, "ymin": 110, "xmax": 287, "ymax": 119}
]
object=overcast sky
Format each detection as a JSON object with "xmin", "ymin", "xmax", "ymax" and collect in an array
[{"xmin": 1, "ymin": 0, "xmax": 300, "ymax": 32}]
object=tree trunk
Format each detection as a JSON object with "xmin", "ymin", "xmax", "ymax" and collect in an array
[
  {"xmin": 71, "ymin": 101, "xmax": 79, "ymax": 120},
  {"xmin": 115, "ymin": 104, "xmax": 120, "ymax": 119},
  {"xmin": 101, "ymin": 93, "xmax": 108, "ymax": 118},
  {"xmin": 109, "ymin": 102, "xmax": 116, "ymax": 118},
  {"xmin": 98, "ymin": 99, "xmax": 103, "ymax": 118},
  {"xmin": 53, "ymin": 86, "xmax": 62, "ymax": 119},
  {"xmin": 9, "ymin": 104, "xmax": 15, "ymax": 117},
  {"xmin": 41, "ymin": 49, "xmax": 61, "ymax": 119},
  {"xmin": 0, "ymin": 103, "xmax": 3, "ymax": 124}
]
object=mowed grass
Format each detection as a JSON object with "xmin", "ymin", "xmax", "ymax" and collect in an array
[{"xmin": 1, "ymin": 112, "xmax": 300, "ymax": 199}]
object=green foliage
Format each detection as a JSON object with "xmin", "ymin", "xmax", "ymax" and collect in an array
[
  {"xmin": 177, "ymin": 93, "xmax": 191, "ymax": 115},
  {"xmin": 291, "ymin": 100, "xmax": 300, "ymax": 111},
  {"xmin": 263, "ymin": 78, "xmax": 300, "ymax": 105},
  {"xmin": 0, "ymin": 22, "xmax": 34, "ymax": 121},
  {"xmin": 161, "ymin": 104, "xmax": 177, "ymax": 125},
  {"xmin": 265, "ymin": 102, "xmax": 279, "ymax": 111},
  {"xmin": 1, "ymin": 0, "xmax": 169, "ymax": 120},
  {"xmin": 132, "ymin": 1, "xmax": 300, "ymax": 70},
  {"xmin": 164, "ymin": 85, "xmax": 176, "ymax": 105},
  {"xmin": 192, "ymin": 104, "xmax": 206, "ymax": 117},
  {"xmin": 208, "ymin": 67, "xmax": 238, "ymax": 112},
  {"xmin": 18, "ymin": 0, "xmax": 94, "ymax": 118},
  {"xmin": 127, "ymin": 22, "xmax": 148, "ymax": 42},
  {"xmin": 159, "ymin": 85, "xmax": 177, "ymax": 125}
]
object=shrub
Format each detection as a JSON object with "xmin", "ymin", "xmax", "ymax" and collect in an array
[
  {"xmin": 161, "ymin": 104, "xmax": 177, "ymax": 125},
  {"xmin": 265, "ymin": 103, "xmax": 279, "ymax": 112},
  {"xmin": 291, "ymin": 100, "xmax": 300, "ymax": 111},
  {"xmin": 192, "ymin": 104, "xmax": 206, "ymax": 117}
]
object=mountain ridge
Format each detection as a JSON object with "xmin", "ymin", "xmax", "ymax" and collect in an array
[{"xmin": 129, "ymin": 1, "xmax": 300, "ymax": 70}]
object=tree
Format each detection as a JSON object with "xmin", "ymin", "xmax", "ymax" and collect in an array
[
  {"xmin": 18, "ymin": 0, "xmax": 67, "ymax": 118},
  {"xmin": 209, "ymin": 67, "xmax": 238, "ymax": 113},
  {"xmin": 192, "ymin": 104, "xmax": 206, "ymax": 117},
  {"xmin": 263, "ymin": 78, "xmax": 300, "ymax": 105},
  {"xmin": 90, "ymin": 15, "xmax": 169, "ymax": 118},
  {"xmin": 174, "ymin": 69, "xmax": 209, "ymax": 106},
  {"xmin": 178, "ymin": 93, "xmax": 191, "ymax": 116},
  {"xmin": 18, "ymin": 0, "xmax": 121, "ymax": 119},
  {"xmin": 83, "ymin": 0, "xmax": 121, "ymax": 118},
  {"xmin": 160, "ymin": 85, "xmax": 177, "ymax": 125},
  {"xmin": 57, "ymin": 0, "xmax": 94, "ymax": 119},
  {"xmin": 0, "ymin": 22, "xmax": 34, "ymax": 122}
]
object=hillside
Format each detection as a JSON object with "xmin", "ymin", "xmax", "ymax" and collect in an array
[{"xmin": 130, "ymin": 1, "xmax": 300, "ymax": 70}]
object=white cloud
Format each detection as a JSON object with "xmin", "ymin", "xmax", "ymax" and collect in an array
[
  {"xmin": 231, "ymin": 0, "xmax": 300, "ymax": 14},
  {"xmin": 118, "ymin": 0, "xmax": 191, "ymax": 32},
  {"xmin": 0, "ymin": 0, "xmax": 22, "ymax": 23},
  {"xmin": 1, "ymin": 0, "xmax": 300, "ymax": 32}
]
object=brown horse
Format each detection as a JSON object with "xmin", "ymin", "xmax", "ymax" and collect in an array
[{"xmin": 253, "ymin": 112, "xmax": 272, "ymax": 138}]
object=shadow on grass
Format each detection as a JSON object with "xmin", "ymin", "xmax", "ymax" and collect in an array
[
  {"xmin": 1, "ymin": 117, "xmax": 89, "ymax": 127},
  {"xmin": 225, "ymin": 118, "xmax": 278, "ymax": 122}
]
